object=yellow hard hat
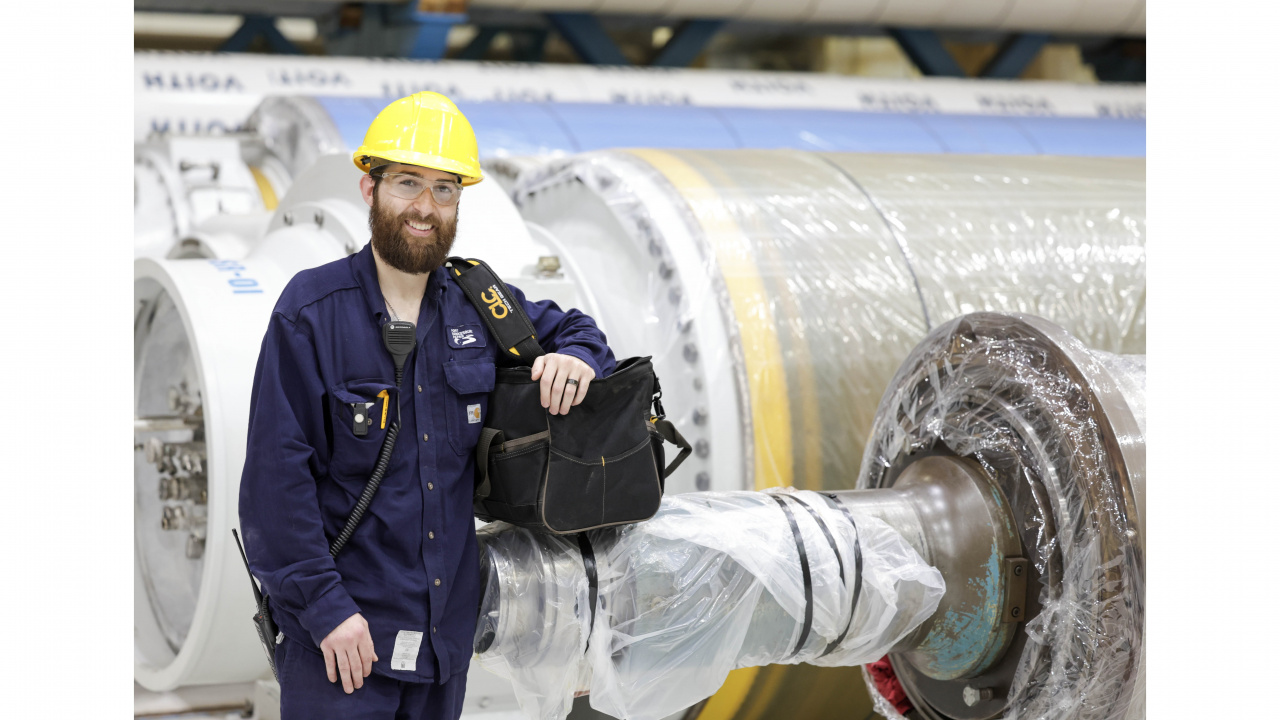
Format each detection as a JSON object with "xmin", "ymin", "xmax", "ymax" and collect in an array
[{"xmin": 352, "ymin": 91, "xmax": 484, "ymax": 185}]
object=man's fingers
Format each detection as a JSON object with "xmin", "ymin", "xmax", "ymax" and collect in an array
[
  {"xmin": 360, "ymin": 637, "xmax": 376, "ymax": 677},
  {"xmin": 539, "ymin": 358, "xmax": 554, "ymax": 408},
  {"xmin": 549, "ymin": 366, "xmax": 570, "ymax": 415},
  {"xmin": 530, "ymin": 354, "xmax": 545, "ymax": 381},
  {"xmin": 323, "ymin": 646, "xmax": 337, "ymax": 684},
  {"xmin": 558, "ymin": 375, "xmax": 576, "ymax": 414},
  {"xmin": 570, "ymin": 376, "xmax": 591, "ymax": 407},
  {"xmin": 336, "ymin": 646, "xmax": 354, "ymax": 693},
  {"xmin": 348, "ymin": 647, "xmax": 364, "ymax": 690}
]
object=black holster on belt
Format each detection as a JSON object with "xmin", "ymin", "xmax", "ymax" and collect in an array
[{"xmin": 446, "ymin": 257, "xmax": 692, "ymax": 534}]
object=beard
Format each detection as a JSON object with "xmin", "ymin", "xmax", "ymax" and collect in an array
[{"xmin": 368, "ymin": 189, "xmax": 459, "ymax": 274}]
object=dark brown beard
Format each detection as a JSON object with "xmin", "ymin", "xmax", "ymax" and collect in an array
[{"xmin": 368, "ymin": 187, "xmax": 459, "ymax": 274}]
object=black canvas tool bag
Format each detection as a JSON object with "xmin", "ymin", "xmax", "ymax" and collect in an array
[{"xmin": 446, "ymin": 257, "xmax": 692, "ymax": 534}]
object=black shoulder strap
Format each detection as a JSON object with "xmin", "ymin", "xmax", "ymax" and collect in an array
[{"xmin": 445, "ymin": 257, "xmax": 545, "ymax": 365}]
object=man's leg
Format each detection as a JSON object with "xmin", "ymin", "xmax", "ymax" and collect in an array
[
  {"xmin": 395, "ymin": 668, "xmax": 468, "ymax": 720},
  {"xmin": 277, "ymin": 635, "xmax": 401, "ymax": 720}
]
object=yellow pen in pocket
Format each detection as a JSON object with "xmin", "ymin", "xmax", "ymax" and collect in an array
[{"xmin": 376, "ymin": 390, "xmax": 390, "ymax": 430}]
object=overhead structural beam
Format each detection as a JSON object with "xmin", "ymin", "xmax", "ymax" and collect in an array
[
  {"xmin": 980, "ymin": 33, "xmax": 1050, "ymax": 79},
  {"xmin": 404, "ymin": 12, "xmax": 467, "ymax": 59},
  {"xmin": 219, "ymin": 14, "xmax": 301, "ymax": 54},
  {"xmin": 651, "ymin": 19, "xmax": 723, "ymax": 67},
  {"xmin": 545, "ymin": 12, "xmax": 630, "ymax": 65},
  {"xmin": 887, "ymin": 28, "xmax": 965, "ymax": 77},
  {"xmin": 458, "ymin": 27, "xmax": 548, "ymax": 62}
]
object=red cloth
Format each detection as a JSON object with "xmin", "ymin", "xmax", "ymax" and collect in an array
[{"xmin": 867, "ymin": 656, "xmax": 913, "ymax": 715}]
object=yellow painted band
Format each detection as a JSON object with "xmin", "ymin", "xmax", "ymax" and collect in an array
[
  {"xmin": 249, "ymin": 166, "xmax": 278, "ymax": 211},
  {"xmin": 685, "ymin": 156, "xmax": 823, "ymax": 490},
  {"xmin": 627, "ymin": 149, "xmax": 792, "ymax": 491}
]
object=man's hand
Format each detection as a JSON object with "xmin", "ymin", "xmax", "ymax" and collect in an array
[
  {"xmin": 320, "ymin": 613, "xmax": 378, "ymax": 694},
  {"xmin": 530, "ymin": 353, "xmax": 596, "ymax": 415}
]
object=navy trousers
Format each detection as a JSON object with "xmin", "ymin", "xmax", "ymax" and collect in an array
[{"xmin": 275, "ymin": 636, "xmax": 468, "ymax": 720}]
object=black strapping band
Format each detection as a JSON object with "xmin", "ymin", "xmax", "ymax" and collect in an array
[
  {"xmin": 819, "ymin": 493, "xmax": 864, "ymax": 658},
  {"xmin": 791, "ymin": 495, "xmax": 845, "ymax": 584},
  {"xmin": 577, "ymin": 532, "xmax": 598, "ymax": 653},
  {"xmin": 770, "ymin": 495, "xmax": 814, "ymax": 660}
]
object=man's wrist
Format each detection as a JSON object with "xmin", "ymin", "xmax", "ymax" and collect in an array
[{"xmin": 298, "ymin": 584, "xmax": 363, "ymax": 647}]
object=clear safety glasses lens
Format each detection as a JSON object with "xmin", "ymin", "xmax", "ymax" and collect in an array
[{"xmin": 378, "ymin": 173, "xmax": 462, "ymax": 206}]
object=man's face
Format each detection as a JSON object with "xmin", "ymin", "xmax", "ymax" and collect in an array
[{"xmin": 360, "ymin": 163, "xmax": 461, "ymax": 275}]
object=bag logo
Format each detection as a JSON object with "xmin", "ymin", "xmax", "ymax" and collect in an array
[
  {"xmin": 451, "ymin": 328, "xmax": 477, "ymax": 346},
  {"xmin": 480, "ymin": 286, "xmax": 509, "ymax": 320},
  {"xmin": 467, "ymin": 404, "xmax": 481, "ymax": 424}
]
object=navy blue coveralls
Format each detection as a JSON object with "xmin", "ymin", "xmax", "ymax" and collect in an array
[{"xmin": 238, "ymin": 242, "xmax": 615, "ymax": 718}]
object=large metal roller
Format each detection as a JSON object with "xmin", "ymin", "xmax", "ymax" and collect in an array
[
  {"xmin": 514, "ymin": 149, "xmax": 1143, "ymax": 496},
  {"xmin": 474, "ymin": 312, "xmax": 1145, "ymax": 720},
  {"xmin": 133, "ymin": 150, "xmax": 1143, "ymax": 720},
  {"xmin": 134, "ymin": 51, "xmax": 1146, "ymax": 143}
]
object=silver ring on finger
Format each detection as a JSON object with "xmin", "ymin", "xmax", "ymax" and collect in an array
[{"xmin": 565, "ymin": 378, "xmax": 580, "ymax": 387}]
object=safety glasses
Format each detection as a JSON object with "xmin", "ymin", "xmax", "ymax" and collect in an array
[{"xmin": 374, "ymin": 172, "xmax": 462, "ymax": 206}]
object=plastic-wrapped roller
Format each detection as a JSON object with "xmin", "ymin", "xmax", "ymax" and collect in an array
[
  {"xmin": 473, "ymin": 312, "xmax": 1145, "ymax": 720},
  {"xmin": 860, "ymin": 313, "xmax": 1145, "ymax": 720},
  {"xmin": 514, "ymin": 150, "xmax": 1145, "ymax": 497}
]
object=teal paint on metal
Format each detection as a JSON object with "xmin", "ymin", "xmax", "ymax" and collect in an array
[{"xmin": 912, "ymin": 539, "xmax": 1008, "ymax": 680}]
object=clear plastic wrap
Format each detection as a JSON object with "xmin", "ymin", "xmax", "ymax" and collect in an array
[
  {"xmin": 473, "ymin": 525, "xmax": 590, "ymax": 720},
  {"xmin": 515, "ymin": 150, "xmax": 1145, "ymax": 496},
  {"xmin": 860, "ymin": 313, "xmax": 1145, "ymax": 720},
  {"xmin": 476, "ymin": 489, "xmax": 944, "ymax": 720}
]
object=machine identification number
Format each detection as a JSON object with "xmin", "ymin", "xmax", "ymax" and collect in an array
[{"xmin": 209, "ymin": 259, "xmax": 263, "ymax": 294}]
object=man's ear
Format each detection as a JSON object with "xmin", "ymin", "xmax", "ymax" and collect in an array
[{"xmin": 359, "ymin": 173, "xmax": 376, "ymax": 208}]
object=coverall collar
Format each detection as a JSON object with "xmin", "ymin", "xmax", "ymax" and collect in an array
[{"xmin": 350, "ymin": 241, "xmax": 447, "ymax": 335}]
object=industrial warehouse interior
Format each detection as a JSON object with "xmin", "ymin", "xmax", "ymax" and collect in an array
[{"xmin": 0, "ymin": 2, "xmax": 1272, "ymax": 719}]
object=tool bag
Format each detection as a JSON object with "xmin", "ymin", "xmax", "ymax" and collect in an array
[{"xmin": 446, "ymin": 257, "xmax": 692, "ymax": 534}]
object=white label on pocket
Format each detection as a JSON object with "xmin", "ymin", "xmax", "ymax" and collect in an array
[
  {"xmin": 467, "ymin": 404, "xmax": 482, "ymax": 424},
  {"xmin": 391, "ymin": 630, "xmax": 423, "ymax": 671}
]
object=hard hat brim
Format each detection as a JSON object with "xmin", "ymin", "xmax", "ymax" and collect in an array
[{"xmin": 353, "ymin": 148, "xmax": 483, "ymax": 186}]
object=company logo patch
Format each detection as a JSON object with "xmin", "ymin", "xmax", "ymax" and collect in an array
[
  {"xmin": 467, "ymin": 404, "xmax": 482, "ymax": 424},
  {"xmin": 447, "ymin": 324, "xmax": 486, "ymax": 349}
]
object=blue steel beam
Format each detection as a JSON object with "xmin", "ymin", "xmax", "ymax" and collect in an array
[
  {"xmin": 545, "ymin": 12, "xmax": 630, "ymax": 65},
  {"xmin": 651, "ymin": 20, "xmax": 724, "ymax": 67},
  {"xmin": 219, "ymin": 14, "xmax": 301, "ymax": 55},
  {"xmin": 404, "ymin": 13, "xmax": 466, "ymax": 59},
  {"xmin": 887, "ymin": 28, "xmax": 965, "ymax": 78},
  {"xmin": 980, "ymin": 33, "xmax": 1050, "ymax": 79}
]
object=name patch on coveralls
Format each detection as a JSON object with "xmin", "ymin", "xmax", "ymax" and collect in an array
[
  {"xmin": 392, "ymin": 630, "xmax": 423, "ymax": 671},
  {"xmin": 447, "ymin": 324, "xmax": 485, "ymax": 349}
]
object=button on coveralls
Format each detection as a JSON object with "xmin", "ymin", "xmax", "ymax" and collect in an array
[{"xmin": 238, "ymin": 242, "xmax": 616, "ymax": 719}]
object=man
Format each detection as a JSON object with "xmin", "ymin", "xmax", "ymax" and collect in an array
[{"xmin": 238, "ymin": 92, "xmax": 615, "ymax": 719}]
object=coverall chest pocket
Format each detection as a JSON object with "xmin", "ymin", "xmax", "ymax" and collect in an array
[
  {"xmin": 443, "ymin": 358, "xmax": 495, "ymax": 455},
  {"xmin": 329, "ymin": 379, "xmax": 398, "ymax": 482}
]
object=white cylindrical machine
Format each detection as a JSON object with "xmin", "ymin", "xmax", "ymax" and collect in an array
[
  {"xmin": 134, "ymin": 133, "xmax": 289, "ymax": 258},
  {"xmin": 134, "ymin": 150, "xmax": 1143, "ymax": 720},
  {"xmin": 471, "ymin": 312, "xmax": 1145, "ymax": 720}
]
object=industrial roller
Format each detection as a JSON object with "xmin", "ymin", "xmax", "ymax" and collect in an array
[
  {"xmin": 133, "ymin": 150, "xmax": 1143, "ymax": 720},
  {"xmin": 136, "ymin": 88, "xmax": 1144, "ymax": 262},
  {"xmin": 134, "ymin": 51, "xmax": 1146, "ymax": 144},
  {"xmin": 473, "ymin": 312, "xmax": 1145, "ymax": 720}
]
